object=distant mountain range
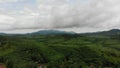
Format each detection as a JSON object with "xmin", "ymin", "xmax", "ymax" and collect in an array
[
  {"xmin": 27, "ymin": 30, "xmax": 76, "ymax": 35},
  {"xmin": 81, "ymin": 29, "xmax": 120, "ymax": 36},
  {"xmin": 0, "ymin": 29, "xmax": 120, "ymax": 36}
]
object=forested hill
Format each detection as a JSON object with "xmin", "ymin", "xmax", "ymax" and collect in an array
[{"xmin": 0, "ymin": 29, "xmax": 120, "ymax": 68}]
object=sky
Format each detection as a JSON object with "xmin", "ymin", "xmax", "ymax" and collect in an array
[{"xmin": 0, "ymin": 0, "xmax": 120, "ymax": 33}]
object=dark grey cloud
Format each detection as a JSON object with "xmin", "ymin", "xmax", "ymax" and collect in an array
[{"xmin": 36, "ymin": 0, "xmax": 120, "ymax": 30}]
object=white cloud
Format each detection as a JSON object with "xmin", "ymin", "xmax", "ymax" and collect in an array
[
  {"xmin": 0, "ymin": 14, "xmax": 15, "ymax": 30},
  {"xmin": 1, "ymin": 0, "xmax": 120, "ymax": 33}
]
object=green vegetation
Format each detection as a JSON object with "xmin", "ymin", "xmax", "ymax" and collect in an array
[{"xmin": 0, "ymin": 34, "xmax": 120, "ymax": 68}]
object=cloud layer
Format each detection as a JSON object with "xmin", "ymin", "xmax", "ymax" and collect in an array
[
  {"xmin": 0, "ymin": 0, "xmax": 120, "ymax": 33},
  {"xmin": 0, "ymin": 0, "xmax": 18, "ymax": 3}
]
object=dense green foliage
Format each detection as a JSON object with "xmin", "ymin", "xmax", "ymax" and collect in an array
[{"xmin": 0, "ymin": 34, "xmax": 120, "ymax": 68}]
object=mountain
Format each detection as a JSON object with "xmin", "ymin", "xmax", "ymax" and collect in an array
[
  {"xmin": 0, "ymin": 29, "xmax": 120, "ymax": 36},
  {"xmin": 81, "ymin": 29, "xmax": 120, "ymax": 36},
  {"xmin": 28, "ymin": 30, "xmax": 76, "ymax": 35},
  {"xmin": 0, "ymin": 33, "xmax": 7, "ymax": 35}
]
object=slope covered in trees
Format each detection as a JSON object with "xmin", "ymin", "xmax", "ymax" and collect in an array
[{"xmin": 0, "ymin": 30, "xmax": 120, "ymax": 68}]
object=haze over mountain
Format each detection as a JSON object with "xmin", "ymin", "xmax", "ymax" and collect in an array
[
  {"xmin": 28, "ymin": 30, "xmax": 76, "ymax": 35},
  {"xmin": 0, "ymin": 29, "xmax": 120, "ymax": 36},
  {"xmin": 81, "ymin": 29, "xmax": 120, "ymax": 36}
]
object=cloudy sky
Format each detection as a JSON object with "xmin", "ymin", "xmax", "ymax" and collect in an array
[{"xmin": 0, "ymin": 0, "xmax": 120, "ymax": 33}]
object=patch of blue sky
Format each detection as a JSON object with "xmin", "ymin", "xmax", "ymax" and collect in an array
[
  {"xmin": 80, "ymin": 0, "xmax": 90, "ymax": 3},
  {"xmin": 0, "ymin": 0, "xmax": 37, "ymax": 10},
  {"xmin": 67, "ymin": 0, "xmax": 90, "ymax": 4},
  {"xmin": 67, "ymin": 0, "xmax": 77, "ymax": 4}
]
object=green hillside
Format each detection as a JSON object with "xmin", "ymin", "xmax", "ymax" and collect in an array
[{"xmin": 0, "ymin": 33, "xmax": 120, "ymax": 68}]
